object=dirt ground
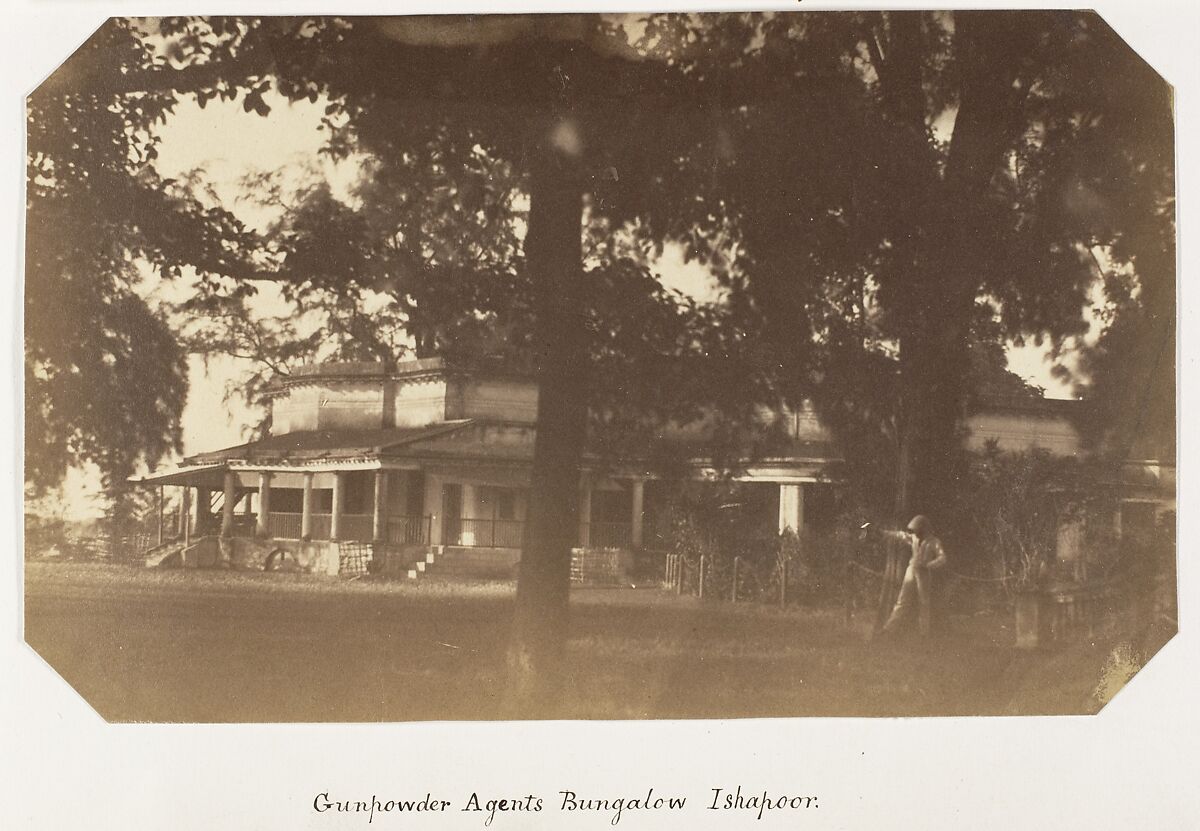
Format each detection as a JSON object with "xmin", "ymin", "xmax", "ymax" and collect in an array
[{"xmin": 22, "ymin": 561, "xmax": 1173, "ymax": 722}]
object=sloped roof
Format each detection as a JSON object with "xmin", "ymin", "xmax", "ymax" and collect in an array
[{"xmin": 185, "ymin": 421, "xmax": 474, "ymax": 465}]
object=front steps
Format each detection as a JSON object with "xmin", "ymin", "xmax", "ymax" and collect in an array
[
  {"xmin": 406, "ymin": 546, "xmax": 521, "ymax": 580},
  {"xmin": 402, "ymin": 545, "xmax": 633, "ymax": 585}
]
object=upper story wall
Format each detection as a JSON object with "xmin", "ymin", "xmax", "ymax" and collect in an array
[
  {"xmin": 391, "ymin": 375, "xmax": 452, "ymax": 427},
  {"xmin": 268, "ymin": 360, "xmax": 538, "ymax": 435},
  {"xmin": 965, "ymin": 409, "xmax": 1083, "ymax": 457},
  {"xmin": 447, "ymin": 377, "xmax": 539, "ymax": 423},
  {"xmin": 268, "ymin": 362, "xmax": 1101, "ymax": 466},
  {"xmin": 272, "ymin": 378, "xmax": 390, "ymax": 433}
]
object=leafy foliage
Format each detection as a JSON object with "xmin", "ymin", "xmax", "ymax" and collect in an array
[
  {"xmin": 951, "ymin": 444, "xmax": 1119, "ymax": 588},
  {"xmin": 626, "ymin": 12, "xmax": 1175, "ymax": 521},
  {"xmin": 25, "ymin": 19, "xmax": 266, "ymax": 492}
]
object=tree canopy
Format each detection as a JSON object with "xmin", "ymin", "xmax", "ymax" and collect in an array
[
  {"xmin": 25, "ymin": 19, "xmax": 266, "ymax": 493},
  {"xmin": 627, "ymin": 11, "xmax": 1174, "ymax": 522}
]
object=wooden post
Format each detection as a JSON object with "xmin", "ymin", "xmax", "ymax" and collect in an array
[
  {"xmin": 843, "ymin": 556, "xmax": 853, "ymax": 625},
  {"xmin": 156, "ymin": 486, "xmax": 164, "ymax": 546},
  {"xmin": 182, "ymin": 487, "xmax": 192, "ymax": 547},
  {"xmin": 1015, "ymin": 591, "xmax": 1043, "ymax": 649},
  {"xmin": 874, "ymin": 545, "xmax": 905, "ymax": 634},
  {"xmin": 676, "ymin": 559, "xmax": 685, "ymax": 596},
  {"xmin": 780, "ymin": 558, "xmax": 788, "ymax": 608},
  {"xmin": 578, "ymin": 476, "xmax": 593, "ymax": 549},
  {"xmin": 176, "ymin": 485, "xmax": 187, "ymax": 538},
  {"xmin": 698, "ymin": 554, "xmax": 707, "ymax": 599},
  {"xmin": 731, "ymin": 556, "xmax": 740, "ymax": 602},
  {"xmin": 630, "ymin": 478, "xmax": 645, "ymax": 548}
]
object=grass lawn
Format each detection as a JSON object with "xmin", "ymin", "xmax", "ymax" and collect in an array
[{"xmin": 22, "ymin": 561, "xmax": 1167, "ymax": 722}]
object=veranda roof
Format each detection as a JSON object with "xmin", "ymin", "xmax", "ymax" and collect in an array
[
  {"xmin": 128, "ymin": 463, "xmax": 228, "ymax": 487},
  {"xmin": 183, "ymin": 421, "xmax": 474, "ymax": 466}
]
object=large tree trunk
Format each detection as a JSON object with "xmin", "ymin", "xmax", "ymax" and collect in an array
[
  {"xmin": 894, "ymin": 286, "xmax": 973, "ymax": 527},
  {"xmin": 506, "ymin": 116, "xmax": 588, "ymax": 715},
  {"xmin": 885, "ymin": 11, "xmax": 1035, "ymax": 532},
  {"xmin": 875, "ymin": 265, "xmax": 972, "ymax": 634}
]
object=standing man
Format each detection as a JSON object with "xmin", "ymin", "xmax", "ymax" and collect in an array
[{"xmin": 874, "ymin": 515, "xmax": 949, "ymax": 637}]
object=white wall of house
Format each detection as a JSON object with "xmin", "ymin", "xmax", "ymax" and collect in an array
[
  {"xmin": 450, "ymin": 377, "xmax": 538, "ymax": 424},
  {"xmin": 389, "ymin": 376, "xmax": 450, "ymax": 427},
  {"xmin": 272, "ymin": 380, "xmax": 388, "ymax": 433},
  {"xmin": 966, "ymin": 411, "xmax": 1082, "ymax": 456}
]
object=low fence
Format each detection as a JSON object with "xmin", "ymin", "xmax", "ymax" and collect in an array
[
  {"xmin": 663, "ymin": 552, "xmax": 793, "ymax": 606},
  {"xmin": 570, "ymin": 548, "xmax": 627, "ymax": 585},
  {"xmin": 663, "ymin": 539, "xmax": 1176, "ymax": 650}
]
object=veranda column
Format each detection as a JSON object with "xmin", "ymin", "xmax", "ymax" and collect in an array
[
  {"xmin": 256, "ymin": 472, "xmax": 272, "ymax": 537},
  {"xmin": 778, "ymin": 483, "xmax": 805, "ymax": 535},
  {"xmin": 460, "ymin": 482, "xmax": 477, "ymax": 545},
  {"xmin": 221, "ymin": 470, "xmax": 237, "ymax": 537},
  {"xmin": 195, "ymin": 486, "xmax": 211, "ymax": 534},
  {"xmin": 372, "ymin": 470, "xmax": 388, "ymax": 543},
  {"xmin": 578, "ymin": 475, "xmax": 593, "ymax": 548},
  {"xmin": 176, "ymin": 485, "xmax": 187, "ymax": 537},
  {"xmin": 156, "ymin": 486, "xmax": 164, "ymax": 545},
  {"xmin": 630, "ymin": 478, "xmax": 645, "ymax": 548},
  {"xmin": 331, "ymin": 471, "xmax": 346, "ymax": 541},
  {"xmin": 183, "ymin": 486, "xmax": 192, "ymax": 546},
  {"xmin": 300, "ymin": 472, "xmax": 314, "ymax": 541}
]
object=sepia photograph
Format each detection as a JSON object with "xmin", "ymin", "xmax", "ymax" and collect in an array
[{"xmin": 20, "ymin": 7, "xmax": 1179, "ymax": 729}]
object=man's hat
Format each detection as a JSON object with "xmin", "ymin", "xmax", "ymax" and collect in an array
[{"xmin": 906, "ymin": 515, "xmax": 932, "ymax": 535}]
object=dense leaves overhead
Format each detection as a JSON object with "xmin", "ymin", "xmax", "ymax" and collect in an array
[
  {"xmin": 27, "ymin": 12, "xmax": 1174, "ymax": 512},
  {"xmin": 25, "ymin": 19, "xmax": 266, "ymax": 492},
  {"xmin": 621, "ymin": 11, "xmax": 1175, "ymax": 518}
]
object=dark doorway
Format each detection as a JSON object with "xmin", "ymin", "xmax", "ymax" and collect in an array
[{"xmin": 442, "ymin": 483, "xmax": 463, "ymax": 544}]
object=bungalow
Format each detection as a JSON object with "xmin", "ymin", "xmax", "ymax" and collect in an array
[{"xmin": 131, "ymin": 358, "xmax": 1174, "ymax": 580}]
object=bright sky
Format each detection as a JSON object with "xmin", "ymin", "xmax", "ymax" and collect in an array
[{"xmin": 48, "ymin": 92, "xmax": 1093, "ymax": 519}]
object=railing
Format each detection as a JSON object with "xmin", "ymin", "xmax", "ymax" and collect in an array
[
  {"xmin": 446, "ymin": 518, "xmax": 525, "ymax": 548},
  {"xmin": 258, "ymin": 512, "xmax": 433, "ymax": 543},
  {"xmin": 267, "ymin": 512, "xmax": 304, "ymax": 540},
  {"xmin": 387, "ymin": 515, "xmax": 431, "ymax": 545},
  {"xmin": 340, "ymin": 513, "xmax": 374, "ymax": 542},
  {"xmin": 260, "ymin": 512, "xmax": 334, "ymax": 540},
  {"xmin": 582, "ymin": 521, "xmax": 634, "ymax": 549},
  {"xmin": 309, "ymin": 514, "xmax": 332, "ymax": 541},
  {"xmin": 231, "ymin": 516, "xmax": 257, "ymax": 538}
]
